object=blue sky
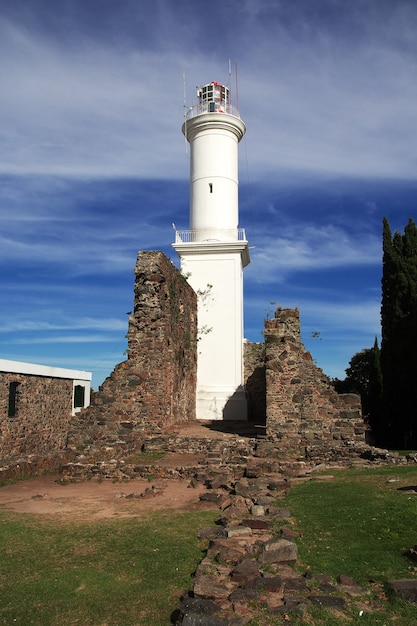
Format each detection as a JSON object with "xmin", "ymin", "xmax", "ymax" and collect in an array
[{"xmin": 1, "ymin": 0, "xmax": 417, "ymax": 388}]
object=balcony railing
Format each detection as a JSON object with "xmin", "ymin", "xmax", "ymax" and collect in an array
[
  {"xmin": 185, "ymin": 102, "xmax": 241, "ymax": 121},
  {"xmin": 175, "ymin": 228, "xmax": 247, "ymax": 244}
]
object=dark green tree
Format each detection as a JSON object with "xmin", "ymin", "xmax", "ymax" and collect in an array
[
  {"xmin": 366, "ymin": 337, "xmax": 383, "ymax": 443},
  {"xmin": 333, "ymin": 338, "xmax": 382, "ymax": 443},
  {"xmin": 381, "ymin": 217, "xmax": 417, "ymax": 448},
  {"xmin": 334, "ymin": 348, "xmax": 373, "ymax": 396}
]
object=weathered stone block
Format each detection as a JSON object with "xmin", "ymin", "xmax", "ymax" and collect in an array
[
  {"xmin": 390, "ymin": 579, "xmax": 417, "ymax": 603},
  {"xmin": 241, "ymin": 518, "xmax": 272, "ymax": 530},
  {"xmin": 261, "ymin": 538, "xmax": 298, "ymax": 563},
  {"xmin": 179, "ymin": 597, "xmax": 225, "ymax": 626},
  {"xmin": 193, "ymin": 575, "xmax": 232, "ymax": 600},
  {"xmin": 250, "ymin": 504, "xmax": 265, "ymax": 517},
  {"xmin": 230, "ymin": 558, "xmax": 260, "ymax": 582},
  {"xmin": 310, "ymin": 595, "xmax": 348, "ymax": 610}
]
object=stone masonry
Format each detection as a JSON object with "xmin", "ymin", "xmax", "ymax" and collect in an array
[
  {"xmin": 66, "ymin": 251, "xmax": 197, "ymax": 459},
  {"xmin": 0, "ymin": 372, "xmax": 73, "ymax": 460},
  {"xmin": 262, "ymin": 308, "xmax": 365, "ymax": 449},
  {"xmin": 243, "ymin": 341, "xmax": 266, "ymax": 424}
]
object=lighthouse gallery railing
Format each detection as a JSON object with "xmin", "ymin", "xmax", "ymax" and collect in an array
[
  {"xmin": 175, "ymin": 228, "xmax": 247, "ymax": 244},
  {"xmin": 185, "ymin": 102, "xmax": 241, "ymax": 120}
]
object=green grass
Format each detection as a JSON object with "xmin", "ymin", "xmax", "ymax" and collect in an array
[
  {"xmin": 0, "ymin": 508, "xmax": 217, "ymax": 626},
  {"xmin": 280, "ymin": 465, "xmax": 417, "ymax": 624}
]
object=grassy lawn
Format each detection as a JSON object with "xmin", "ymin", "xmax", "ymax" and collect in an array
[
  {"xmin": 0, "ymin": 507, "xmax": 217, "ymax": 626},
  {"xmin": 281, "ymin": 464, "xmax": 417, "ymax": 625}
]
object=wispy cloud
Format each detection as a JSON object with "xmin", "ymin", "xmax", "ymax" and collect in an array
[
  {"xmin": 12, "ymin": 334, "xmax": 120, "ymax": 345},
  {"xmin": 0, "ymin": 176, "xmax": 181, "ymax": 275},
  {"xmin": 299, "ymin": 299, "xmax": 381, "ymax": 336},
  {"xmin": 246, "ymin": 223, "xmax": 380, "ymax": 284},
  {"xmin": 0, "ymin": 317, "xmax": 126, "ymax": 333}
]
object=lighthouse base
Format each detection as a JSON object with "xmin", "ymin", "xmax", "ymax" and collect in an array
[
  {"xmin": 196, "ymin": 386, "xmax": 248, "ymax": 421},
  {"xmin": 173, "ymin": 239, "xmax": 250, "ymax": 423}
]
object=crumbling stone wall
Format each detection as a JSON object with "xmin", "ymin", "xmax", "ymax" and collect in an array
[
  {"xmin": 244, "ymin": 308, "xmax": 365, "ymax": 449},
  {"xmin": 264, "ymin": 308, "xmax": 365, "ymax": 447},
  {"xmin": 243, "ymin": 341, "xmax": 266, "ymax": 423},
  {"xmin": 0, "ymin": 373, "xmax": 73, "ymax": 460},
  {"xmin": 67, "ymin": 251, "xmax": 197, "ymax": 458}
]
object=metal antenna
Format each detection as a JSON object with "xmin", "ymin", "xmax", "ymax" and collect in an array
[
  {"xmin": 235, "ymin": 62, "xmax": 239, "ymax": 113},
  {"xmin": 183, "ymin": 70, "xmax": 189, "ymax": 157},
  {"xmin": 228, "ymin": 59, "xmax": 232, "ymax": 111},
  {"xmin": 183, "ymin": 70, "xmax": 187, "ymax": 110}
]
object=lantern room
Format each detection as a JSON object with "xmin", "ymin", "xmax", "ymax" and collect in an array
[{"xmin": 196, "ymin": 82, "xmax": 230, "ymax": 113}]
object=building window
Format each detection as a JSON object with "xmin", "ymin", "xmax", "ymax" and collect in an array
[
  {"xmin": 8, "ymin": 381, "xmax": 20, "ymax": 417},
  {"xmin": 73, "ymin": 384, "xmax": 85, "ymax": 409}
]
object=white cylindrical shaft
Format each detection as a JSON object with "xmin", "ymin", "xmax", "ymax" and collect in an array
[{"xmin": 183, "ymin": 113, "xmax": 245, "ymax": 240}]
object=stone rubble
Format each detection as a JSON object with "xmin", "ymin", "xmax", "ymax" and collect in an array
[
  {"xmin": 59, "ymin": 429, "xmax": 412, "ymax": 483},
  {"xmin": 173, "ymin": 465, "xmax": 375, "ymax": 625}
]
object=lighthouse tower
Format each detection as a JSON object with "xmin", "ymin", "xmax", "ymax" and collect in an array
[{"xmin": 173, "ymin": 81, "xmax": 250, "ymax": 420}]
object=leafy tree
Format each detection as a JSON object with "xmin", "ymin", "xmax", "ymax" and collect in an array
[
  {"xmin": 381, "ymin": 217, "xmax": 417, "ymax": 448},
  {"xmin": 334, "ymin": 349, "xmax": 372, "ymax": 395}
]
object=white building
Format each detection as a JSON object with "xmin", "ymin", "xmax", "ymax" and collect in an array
[
  {"xmin": 0, "ymin": 358, "xmax": 91, "ymax": 416},
  {"xmin": 173, "ymin": 81, "xmax": 250, "ymax": 420}
]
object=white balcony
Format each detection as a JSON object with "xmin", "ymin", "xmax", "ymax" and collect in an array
[
  {"xmin": 185, "ymin": 102, "xmax": 241, "ymax": 120},
  {"xmin": 174, "ymin": 228, "xmax": 247, "ymax": 244}
]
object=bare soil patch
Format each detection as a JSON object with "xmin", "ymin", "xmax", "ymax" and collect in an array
[
  {"xmin": 0, "ymin": 422, "xmax": 259, "ymax": 523},
  {"xmin": 0, "ymin": 474, "xmax": 211, "ymax": 521}
]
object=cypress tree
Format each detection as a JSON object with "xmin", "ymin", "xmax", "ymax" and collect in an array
[
  {"xmin": 381, "ymin": 217, "xmax": 417, "ymax": 448},
  {"xmin": 367, "ymin": 337, "xmax": 383, "ymax": 444}
]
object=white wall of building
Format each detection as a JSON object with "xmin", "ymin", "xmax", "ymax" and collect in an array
[{"xmin": 174, "ymin": 240, "xmax": 249, "ymax": 420}]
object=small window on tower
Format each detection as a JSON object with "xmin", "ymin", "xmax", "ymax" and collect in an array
[{"xmin": 209, "ymin": 183, "xmax": 213, "ymax": 193}]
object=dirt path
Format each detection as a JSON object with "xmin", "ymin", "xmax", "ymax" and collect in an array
[
  {"xmin": 0, "ymin": 474, "xmax": 212, "ymax": 521},
  {"xmin": 0, "ymin": 422, "xmax": 258, "ymax": 522}
]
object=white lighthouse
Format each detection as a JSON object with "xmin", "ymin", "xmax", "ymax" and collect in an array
[{"xmin": 173, "ymin": 81, "xmax": 250, "ymax": 421}]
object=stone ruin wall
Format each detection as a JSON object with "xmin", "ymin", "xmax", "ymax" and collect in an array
[
  {"xmin": 67, "ymin": 251, "xmax": 197, "ymax": 460},
  {"xmin": 245, "ymin": 308, "xmax": 365, "ymax": 450},
  {"xmin": 0, "ymin": 372, "xmax": 73, "ymax": 461},
  {"xmin": 243, "ymin": 341, "xmax": 266, "ymax": 423}
]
